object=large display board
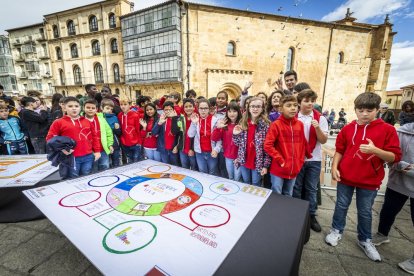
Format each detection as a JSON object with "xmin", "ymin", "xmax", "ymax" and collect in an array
[
  {"xmin": 24, "ymin": 160, "xmax": 271, "ymax": 275},
  {"xmin": 0, "ymin": 155, "xmax": 58, "ymax": 188}
]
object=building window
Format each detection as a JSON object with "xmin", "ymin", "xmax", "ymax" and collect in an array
[
  {"xmin": 115, "ymin": 88, "xmax": 120, "ymax": 95},
  {"xmin": 89, "ymin": 15, "xmax": 98, "ymax": 32},
  {"xmin": 337, "ymin": 52, "xmax": 344, "ymax": 63},
  {"xmin": 286, "ymin": 47, "xmax": 295, "ymax": 71},
  {"xmin": 92, "ymin": 40, "xmax": 100, "ymax": 56},
  {"xmin": 67, "ymin": 20, "xmax": 76, "ymax": 36},
  {"xmin": 56, "ymin": 47, "xmax": 62, "ymax": 60},
  {"xmin": 124, "ymin": 56, "xmax": 181, "ymax": 83},
  {"xmin": 59, "ymin": 69, "xmax": 65, "ymax": 85},
  {"xmin": 73, "ymin": 65, "xmax": 82, "ymax": 84},
  {"xmin": 70, "ymin": 43, "xmax": 78, "ymax": 58},
  {"xmin": 53, "ymin": 25, "xmax": 60, "ymax": 38},
  {"xmin": 113, "ymin": 64, "xmax": 120, "ymax": 83},
  {"xmin": 227, "ymin": 41, "xmax": 236, "ymax": 56},
  {"xmin": 109, "ymin": 13, "xmax": 116, "ymax": 28},
  {"xmin": 94, "ymin": 63, "xmax": 104, "ymax": 83},
  {"xmin": 111, "ymin": 39, "xmax": 118, "ymax": 53}
]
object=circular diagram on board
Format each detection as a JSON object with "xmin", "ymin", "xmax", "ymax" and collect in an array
[
  {"xmin": 106, "ymin": 173, "xmax": 203, "ymax": 216},
  {"xmin": 103, "ymin": 220, "xmax": 157, "ymax": 254}
]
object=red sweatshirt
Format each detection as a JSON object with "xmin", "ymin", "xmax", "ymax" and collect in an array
[
  {"xmin": 46, "ymin": 115, "xmax": 100, "ymax": 157},
  {"xmin": 141, "ymin": 117, "xmax": 157, "ymax": 149},
  {"xmin": 211, "ymin": 123, "xmax": 238, "ymax": 159},
  {"xmin": 88, "ymin": 116, "xmax": 103, "ymax": 153},
  {"xmin": 118, "ymin": 111, "xmax": 142, "ymax": 147},
  {"xmin": 335, "ymin": 119, "xmax": 401, "ymax": 190},
  {"xmin": 264, "ymin": 115, "xmax": 312, "ymax": 179}
]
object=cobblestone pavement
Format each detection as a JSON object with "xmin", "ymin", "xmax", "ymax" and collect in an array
[{"xmin": 0, "ymin": 189, "xmax": 412, "ymax": 276}]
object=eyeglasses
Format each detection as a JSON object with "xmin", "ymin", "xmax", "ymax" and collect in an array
[
  {"xmin": 249, "ymin": 105, "xmax": 263, "ymax": 110},
  {"xmin": 199, "ymin": 107, "xmax": 209, "ymax": 110}
]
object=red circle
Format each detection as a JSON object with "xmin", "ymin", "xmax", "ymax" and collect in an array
[
  {"xmin": 59, "ymin": 190, "xmax": 101, "ymax": 207},
  {"xmin": 189, "ymin": 204, "xmax": 231, "ymax": 228}
]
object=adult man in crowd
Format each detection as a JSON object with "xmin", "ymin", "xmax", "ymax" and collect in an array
[
  {"xmin": 80, "ymin": 84, "xmax": 99, "ymax": 113},
  {"xmin": 377, "ymin": 103, "xmax": 396, "ymax": 126},
  {"xmin": 276, "ymin": 70, "xmax": 298, "ymax": 95}
]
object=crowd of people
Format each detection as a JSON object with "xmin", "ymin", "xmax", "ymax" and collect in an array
[{"xmin": 0, "ymin": 70, "xmax": 413, "ymax": 273}]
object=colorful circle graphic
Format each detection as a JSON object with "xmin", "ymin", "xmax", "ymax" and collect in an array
[{"xmin": 106, "ymin": 173, "xmax": 203, "ymax": 216}]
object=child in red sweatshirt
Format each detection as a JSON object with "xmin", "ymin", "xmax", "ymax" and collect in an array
[
  {"xmin": 212, "ymin": 101, "xmax": 242, "ymax": 181},
  {"xmin": 46, "ymin": 97, "xmax": 100, "ymax": 178},
  {"xmin": 264, "ymin": 95, "xmax": 311, "ymax": 196},
  {"xmin": 118, "ymin": 98, "xmax": 142, "ymax": 163},
  {"xmin": 325, "ymin": 92, "xmax": 401, "ymax": 262}
]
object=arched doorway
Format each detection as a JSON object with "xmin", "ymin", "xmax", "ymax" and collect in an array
[{"xmin": 220, "ymin": 83, "xmax": 242, "ymax": 99}]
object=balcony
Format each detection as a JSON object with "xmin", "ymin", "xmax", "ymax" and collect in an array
[
  {"xmin": 15, "ymin": 54, "xmax": 25, "ymax": 62},
  {"xmin": 39, "ymin": 53, "xmax": 49, "ymax": 59},
  {"xmin": 41, "ymin": 72, "xmax": 52, "ymax": 78},
  {"xmin": 18, "ymin": 72, "xmax": 28, "ymax": 79},
  {"xmin": 12, "ymin": 39, "xmax": 22, "ymax": 46}
]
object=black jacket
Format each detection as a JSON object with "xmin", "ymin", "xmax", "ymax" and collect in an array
[
  {"xmin": 19, "ymin": 109, "xmax": 50, "ymax": 138},
  {"xmin": 47, "ymin": 136, "xmax": 76, "ymax": 178}
]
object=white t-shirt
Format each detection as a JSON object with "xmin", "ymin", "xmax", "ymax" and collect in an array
[{"xmin": 298, "ymin": 111, "xmax": 329, "ymax": 161}]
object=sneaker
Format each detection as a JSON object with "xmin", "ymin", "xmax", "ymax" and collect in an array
[
  {"xmin": 310, "ymin": 215, "xmax": 322, "ymax": 232},
  {"xmin": 358, "ymin": 239, "xmax": 381, "ymax": 262},
  {"xmin": 325, "ymin": 229, "xmax": 342, "ymax": 246},
  {"xmin": 398, "ymin": 257, "xmax": 414, "ymax": 274},
  {"xmin": 372, "ymin": 232, "xmax": 390, "ymax": 246}
]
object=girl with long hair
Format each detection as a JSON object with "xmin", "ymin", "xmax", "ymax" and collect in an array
[
  {"xmin": 266, "ymin": 90, "xmax": 285, "ymax": 122},
  {"xmin": 140, "ymin": 102, "xmax": 160, "ymax": 161}
]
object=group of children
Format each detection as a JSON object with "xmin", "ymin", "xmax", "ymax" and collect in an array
[{"xmin": 1, "ymin": 74, "xmax": 413, "ymax": 270}]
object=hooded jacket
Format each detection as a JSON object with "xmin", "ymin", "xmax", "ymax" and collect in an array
[
  {"xmin": 335, "ymin": 119, "xmax": 401, "ymax": 190},
  {"xmin": 96, "ymin": 113, "xmax": 114, "ymax": 155},
  {"xmin": 46, "ymin": 115, "xmax": 100, "ymax": 157},
  {"xmin": 264, "ymin": 115, "xmax": 311, "ymax": 179},
  {"xmin": 0, "ymin": 115, "xmax": 27, "ymax": 143},
  {"xmin": 387, "ymin": 123, "xmax": 414, "ymax": 197},
  {"xmin": 104, "ymin": 113, "xmax": 121, "ymax": 148},
  {"xmin": 188, "ymin": 115, "xmax": 222, "ymax": 154},
  {"xmin": 117, "ymin": 110, "xmax": 142, "ymax": 147}
]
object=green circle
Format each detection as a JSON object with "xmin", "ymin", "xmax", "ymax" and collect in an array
[{"xmin": 102, "ymin": 220, "xmax": 157, "ymax": 254}]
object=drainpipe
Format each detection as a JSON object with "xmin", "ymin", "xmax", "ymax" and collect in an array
[
  {"xmin": 186, "ymin": 2, "xmax": 190, "ymax": 92},
  {"xmin": 321, "ymin": 24, "xmax": 335, "ymax": 109}
]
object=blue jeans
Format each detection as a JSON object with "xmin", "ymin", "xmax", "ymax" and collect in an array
[
  {"xmin": 70, "ymin": 154, "xmax": 94, "ymax": 178},
  {"xmin": 225, "ymin": 158, "xmax": 241, "ymax": 181},
  {"xmin": 270, "ymin": 174, "xmax": 296, "ymax": 196},
  {"xmin": 196, "ymin": 152, "xmax": 218, "ymax": 175},
  {"xmin": 144, "ymin": 148, "xmax": 161, "ymax": 161},
  {"xmin": 180, "ymin": 151, "xmax": 197, "ymax": 170},
  {"xmin": 293, "ymin": 161, "xmax": 321, "ymax": 215},
  {"xmin": 240, "ymin": 166, "xmax": 262, "ymax": 186},
  {"xmin": 332, "ymin": 182, "xmax": 378, "ymax": 241},
  {"xmin": 123, "ymin": 145, "xmax": 141, "ymax": 163},
  {"xmin": 110, "ymin": 148, "xmax": 121, "ymax": 167},
  {"xmin": 160, "ymin": 149, "xmax": 178, "ymax": 165},
  {"xmin": 6, "ymin": 140, "xmax": 28, "ymax": 155},
  {"xmin": 94, "ymin": 151, "xmax": 110, "ymax": 171}
]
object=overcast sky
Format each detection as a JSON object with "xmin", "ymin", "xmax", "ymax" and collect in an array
[{"xmin": 1, "ymin": 0, "xmax": 413, "ymax": 90}]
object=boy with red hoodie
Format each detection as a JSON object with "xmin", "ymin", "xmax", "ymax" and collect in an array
[
  {"xmin": 46, "ymin": 97, "xmax": 101, "ymax": 178},
  {"xmin": 325, "ymin": 92, "xmax": 401, "ymax": 262},
  {"xmin": 264, "ymin": 95, "xmax": 311, "ymax": 196},
  {"xmin": 118, "ymin": 98, "xmax": 142, "ymax": 163}
]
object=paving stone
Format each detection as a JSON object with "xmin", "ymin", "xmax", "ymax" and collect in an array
[
  {"xmin": 12, "ymin": 218, "xmax": 52, "ymax": 231},
  {"xmin": 32, "ymin": 242, "xmax": 90, "ymax": 276},
  {"xmin": 375, "ymin": 237, "xmax": 414, "ymax": 265},
  {"xmin": 0, "ymin": 233, "xmax": 66, "ymax": 273},
  {"xmin": 0, "ymin": 224, "xmax": 7, "ymax": 231},
  {"xmin": 0, "ymin": 226, "xmax": 37, "ymax": 257},
  {"xmin": 80, "ymin": 265, "xmax": 103, "ymax": 276},
  {"xmin": 304, "ymin": 230, "xmax": 336, "ymax": 254},
  {"xmin": 339, "ymin": 254, "xmax": 407, "ymax": 276},
  {"xmin": 372, "ymin": 220, "xmax": 404, "ymax": 239},
  {"xmin": 299, "ymin": 249, "xmax": 347, "ymax": 276},
  {"xmin": 394, "ymin": 223, "xmax": 414, "ymax": 243},
  {"xmin": 318, "ymin": 195, "xmax": 336, "ymax": 210}
]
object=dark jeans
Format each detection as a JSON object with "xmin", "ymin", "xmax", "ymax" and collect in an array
[
  {"xmin": 160, "ymin": 149, "xmax": 178, "ymax": 166},
  {"xmin": 70, "ymin": 154, "xmax": 94, "ymax": 178},
  {"xmin": 378, "ymin": 187, "xmax": 414, "ymax": 236},
  {"xmin": 123, "ymin": 145, "xmax": 141, "ymax": 164},
  {"xmin": 293, "ymin": 161, "xmax": 322, "ymax": 215},
  {"xmin": 30, "ymin": 137, "xmax": 46, "ymax": 154},
  {"xmin": 6, "ymin": 140, "xmax": 28, "ymax": 155},
  {"xmin": 217, "ymin": 151, "xmax": 229, "ymax": 178},
  {"xmin": 110, "ymin": 148, "xmax": 121, "ymax": 167}
]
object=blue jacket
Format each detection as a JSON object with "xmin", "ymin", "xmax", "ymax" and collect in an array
[
  {"xmin": 152, "ymin": 116, "xmax": 181, "ymax": 152},
  {"xmin": 104, "ymin": 113, "xmax": 122, "ymax": 148},
  {"xmin": 47, "ymin": 136, "xmax": 76, "ymax": 179},
  {"xmin": 0, "ymin": 116, "xmax": 27, "ymax": 144}
]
